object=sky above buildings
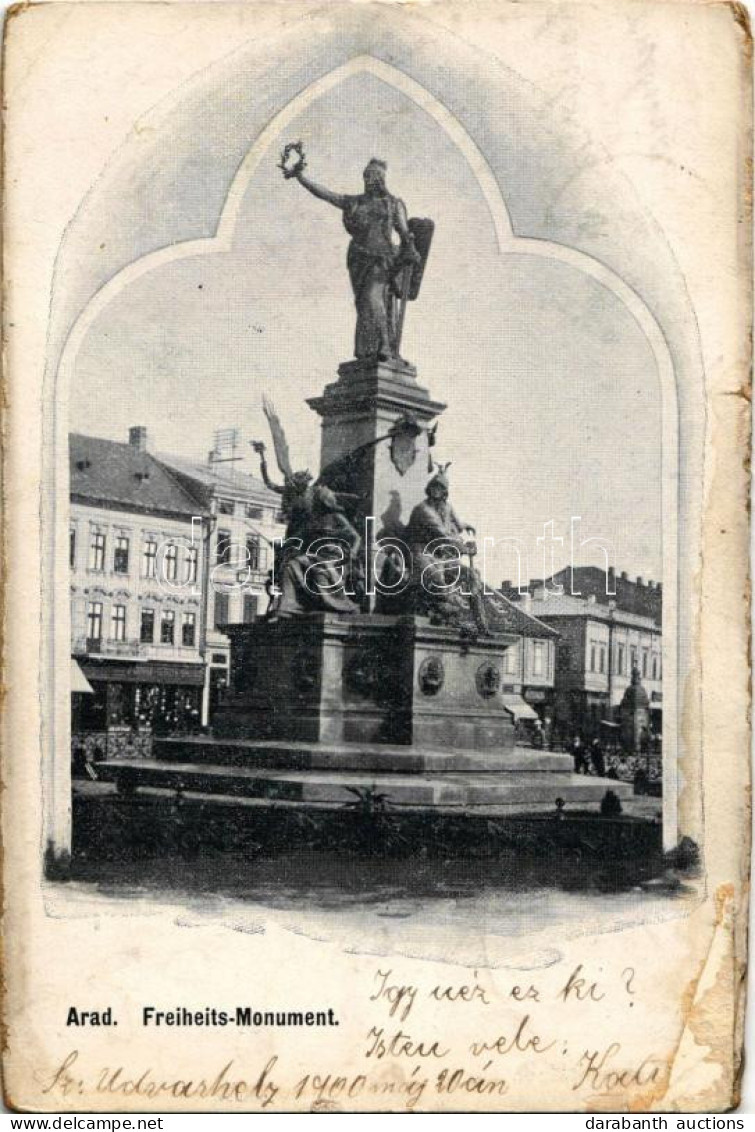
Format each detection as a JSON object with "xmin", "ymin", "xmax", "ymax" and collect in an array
[{"xmin": 71, "ymin": 71, "xmax": 663, "ymax": 584}]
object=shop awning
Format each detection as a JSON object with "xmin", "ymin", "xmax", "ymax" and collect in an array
[
  {"xmin": 501, "ymin": 694, "xmax": 540, "ymax": 721},
  {"xmin": 71, "ymin": 659, "xmax": 94, "ymax": 694}
]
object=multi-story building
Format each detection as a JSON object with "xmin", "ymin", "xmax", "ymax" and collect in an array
[
  {"xmin": 502, "ymin": 574, "xmax": 662, "ymax": 742},
  {"xmin": 70, "ymin": 429, "xmax": 208, "ymax": 754},
  {"xmin": 155, "ymin": 446, "xmax": 285, "ymax": 722},
  {"xmin": 485, "ymin": 595, "xmax": 560, "ymax": 729}
]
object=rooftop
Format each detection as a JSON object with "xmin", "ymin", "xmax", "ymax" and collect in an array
[
  {"xmin": 156, "ymin": 452, "xmax": 276, "ymax": 503},
  {"xmin": 502, "ymin": 566, "xmax": 662, "ymax": 627},
  {"xmin": 487, "ymin": 593, "xmax": 560, "ymax": 639},
  {"xmin": 70, "ymin": 434, "xmax": 205, "ymax": 519},
  {"xmin": 507, "ymin": 590, "xmax": 661, "ymax": 630}
]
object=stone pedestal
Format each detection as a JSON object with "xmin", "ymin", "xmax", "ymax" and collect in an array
[
  {"xmin": 214, "ymin": 614, "xmax": 518, "ymax": 752},
  {"xmin": 307, "ymin": 360, "xmax": 446, "ymax": 594}
]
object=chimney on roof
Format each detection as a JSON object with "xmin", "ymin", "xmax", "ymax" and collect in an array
[
  {"xmin": 129, "ymin": 426, "xmax": 148, "ymax": 453},
  {"xmin": 620, "ymin": 571, "xmax": 628, "ymax": 580},
  {"xmin": 636, "ymin": 576, "xmax": 644, "ymax": 586},
  {"xmin": 501, "ymin": 579, "xmax": 512, "ymax": 591}
]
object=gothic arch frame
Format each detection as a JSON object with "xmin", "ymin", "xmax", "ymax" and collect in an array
[{"xmin": 45, "ymin": 54, "xmax": 681, "ymax": 860}]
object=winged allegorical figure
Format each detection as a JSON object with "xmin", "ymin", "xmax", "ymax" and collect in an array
[{"xmin": 251, "ymin": 397, "xmax": 364, "ymax": 616}]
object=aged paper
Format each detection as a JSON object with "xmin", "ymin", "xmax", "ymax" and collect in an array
[{"xmin": 1, "ymin": 0, "xmax": 751, "ymax": 1113}]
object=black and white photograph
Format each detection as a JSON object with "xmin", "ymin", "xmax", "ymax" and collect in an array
[{"xmin": 2, "ymin": 0, "xmax": 750, "ymax": 1113}]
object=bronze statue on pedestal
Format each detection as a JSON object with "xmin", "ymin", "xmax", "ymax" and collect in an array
[{"xmin": 280, "ymin": 143, "xmax": 432, "ymax": 363}]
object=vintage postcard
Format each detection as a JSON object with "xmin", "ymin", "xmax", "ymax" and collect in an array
[{"xmin": 2, "ymin": 0, "xmax": 751, "ymax": 1114}]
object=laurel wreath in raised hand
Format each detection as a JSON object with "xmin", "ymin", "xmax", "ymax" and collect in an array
[{"xmin": 278, "ymin": 141, "xmax": 307, "ymax": 179}]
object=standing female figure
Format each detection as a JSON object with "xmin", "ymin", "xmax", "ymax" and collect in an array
[{"xmin": 290, "ymin": 158, "xmax": 420, "ymax": 361}]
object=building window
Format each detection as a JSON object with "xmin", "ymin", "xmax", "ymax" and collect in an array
[
  {"xmin": 182, "ymin": 611, "xmax": 197, "ymax": 647},
  {"xmin": 218, "ymin": 498, "xmax": 234, "ymax": 516},
  {"xmin": 214, "ymin": 591, "xmax": 230, "ymax": 628},
  {"xmin": 246, "ymin": 504, "xmax": 264, "ymax": 520},
  {"xmin": 616, "ymin": 645, "xmax": 625, "ymax": 676},
  {"xmin": 140, "ymin": 608, "xmax": 155, "ymax": 643},
  {"xmin": 246, "ymin": 535, "xmax": 264, "ymax": 571},
  {"xmin": 160, "ymin": 610, "xmax": 175, "ymax": 644},
  {"xmin": 642, "ymin": 650, "xmax": 648, "ymax": 678},
  {"xmin": 111, "ymin": 604, "xmax": 127, "ymax": 642},
  {"xmin": 113, "ymin": 535, "xmax": 130, "ymax": 574},
  {"xmin": 630, "ymin": 647, "xmax": 638, "ymax": 672},
  {"xmin": 88, "ymin": 531, "xmax": 106, "ymax": 572},
  {"xmin": 86, "ymin": 601, "xmax": 103, "ymax": 644},
  {"xmin": 163, "ymin": 543, "xmax": 178, "ymax": 582},
  {"xmin": 242, "ymin": 594, "xmax": 259, "ymax": 623},
  {"xmin": 216, "ymin": 530, "xmax": 232, "ymax": 565},
  {"xmin": 69, "ymin": 528, "xmax": 76, "ymax": 569},
  {"xmin": 142, "ymin": 539, "xmax": 157, "ymax": 578},
  {"xmin": 504, "ymin": 643, "xmax": 518, "ymax": 675},
  {"xmin": 590, "ymin": 643, "xmax": 597, "ymax": 672},
  {"xmin": 532, "ymin": 640, "xmax": 545, "ymax": 678},
  {"xmin": 651, "ymin": 655, "xmax": 659, "ymax": 680},
  {"xmin": 184, "ymin": 546, "xmax": 198, "ymax": 584},
  {"xmin": 599, "ymin": 646, "xmax": 606, "ymax": 674}
]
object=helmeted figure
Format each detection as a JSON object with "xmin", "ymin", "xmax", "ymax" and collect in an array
[
  {"xmin": 289, "ymin": 158, "xmax": 421, "ymax": 361},
  {"xmin": 403, "ymin": 470, "xmax": 490, "ymax": 633}
]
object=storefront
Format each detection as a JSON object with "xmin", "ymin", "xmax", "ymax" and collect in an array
[
  {"xmin": 550, "ymin": 689, "xmax": 609, "ymax": 744},
  {"xmin": 501, "ymin": 692, "xmax": 543, "ymax": 745},
  {"xmin": 73, "ymin": 659, "xmax": 204, "ymax": 739}
]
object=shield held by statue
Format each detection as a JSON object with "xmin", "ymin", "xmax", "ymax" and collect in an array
[
  {"xmin": 406, "ymin": 217, "xmax": 434, "ymax": 300},
  {"xmin": 392, "ymin": 217, "xmax": 434, "ymax": 302}
]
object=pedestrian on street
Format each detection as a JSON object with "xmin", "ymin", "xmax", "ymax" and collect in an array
[
  {"xmin": 572, "ymin": 734, "xmax": 589, "ymax": 775},
  {"xmin": 590, "ymin": 738, "xmax": 606, "ymax": 778}
]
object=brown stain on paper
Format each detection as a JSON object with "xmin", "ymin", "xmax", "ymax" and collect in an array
[
  {"xmin": 664, "ymin": 885, "xmax": 746, "ymax": 1111},
  {"xmin": 581, "ymin": 885, "xmax": 744, "ymax": 1113}
]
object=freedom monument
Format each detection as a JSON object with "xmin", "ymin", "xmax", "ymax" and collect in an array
[{"xmin": 100, "ymin": 148, "xmax": 633, "ymax": 826}]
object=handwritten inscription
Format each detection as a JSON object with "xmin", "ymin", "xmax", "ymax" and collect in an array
[
  {"xmin": 43, "ymin": 1051, "xmax": 281, "ymax": 1106},
  {"xmin": 469, "ymin": 1014, "xmax": 556, "ymax": 1059},
  {"xmin": 364, "ymin": 1027, "xmax": 449, "ymax": 1059},
  {"xmin": 40, "ymin": 960, "xmax": 666, "ymax": 1111},
  {"xmin": 369, "ymin": 970, "xmax": 418, "ymax": 1021},
  {"xmin": 573, "ymin": 1044, "xmax": 667, "ymax": 1094}
]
